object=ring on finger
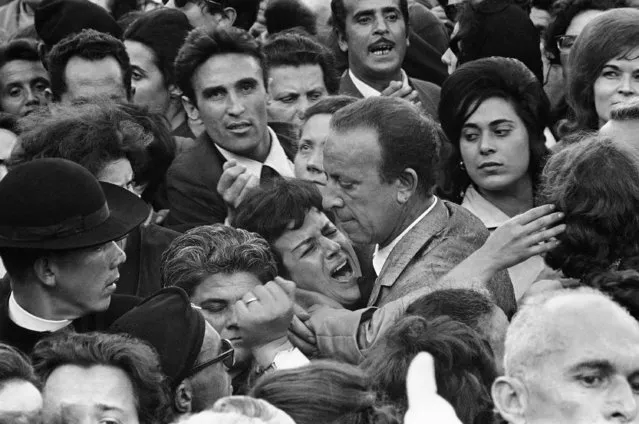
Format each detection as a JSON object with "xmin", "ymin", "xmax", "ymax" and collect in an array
[{"xmin": 245, "ymin": 297, "xmax": 258, "ymax": 305}]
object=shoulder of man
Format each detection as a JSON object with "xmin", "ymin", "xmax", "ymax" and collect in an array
[{"xmin": 409, "ymin": 77, "xmax": 441, "ymax": 120}]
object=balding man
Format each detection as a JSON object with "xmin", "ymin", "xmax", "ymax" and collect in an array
[{"xmin": 492, "ymin": 287, "xmax": 639, "ymax": 424}]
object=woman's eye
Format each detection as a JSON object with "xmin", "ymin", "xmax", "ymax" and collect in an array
[{"xmin": 462, "ymin": 132, "xmax": 479, "ymax": 142}]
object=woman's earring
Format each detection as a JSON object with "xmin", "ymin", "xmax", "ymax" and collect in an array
[{"xmin": 459, "ymin": 161, "xmax": 465, "ymax": 170}]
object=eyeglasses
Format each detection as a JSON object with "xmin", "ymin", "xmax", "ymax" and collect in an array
[
  {"xmin": 556, "ymin": 35, "xmax": 577, "ymax": 52},
  {"xmin": 186, "ymin": 338, "xmax": 235, "ymax": 377}
]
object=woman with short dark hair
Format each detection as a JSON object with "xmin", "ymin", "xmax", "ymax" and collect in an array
[
  {"xmin": 564, "ymin": 8, "xmax": 639, "ymax": 134},
  {"xmin": 439, "ymin": 57, "xmax": 551, "ymax": 300}
]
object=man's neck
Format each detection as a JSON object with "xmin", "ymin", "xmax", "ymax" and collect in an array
[
  {"xmin": 352, "ymin": 68, "xmax": 404, "ymax": 93},
  {"xmin": 378, "ymin": 195, "xmax": 435, "ymax": 249},
  {"xmin": 12, "ymin": 286, "xmax": 81, "ymax": 321},
  {"xmin": 248, "ymin": 128, "xmax": 272, "ymax": 163}
]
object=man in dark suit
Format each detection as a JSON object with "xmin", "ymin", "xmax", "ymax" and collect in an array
[
  {"xmin": 0, "ymin": 158, "xmax": 148, "ymax": 354},
  {"xmin": 330, "ymin": 0, "xmax": 441, "ymax": 118},
  {"xmin": 163, "ymin": 26, "xmax": 295, "ymax": 230}
]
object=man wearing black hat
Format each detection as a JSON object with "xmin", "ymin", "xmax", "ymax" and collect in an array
[
  {"xmin": 110, "ymin": 287, "xmax": 234, "ymax": 415},
  {"xmin": 0, "ymin": 158, "xmax": 149, "ymax": 354}
]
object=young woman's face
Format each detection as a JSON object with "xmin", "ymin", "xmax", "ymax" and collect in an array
[
  {"xmin": 459, "ymin": 97, "xmax": 531, "ymax": 194},
  {"xmin": 593, "ymin": 47, "xmax": 639, "ymax": 127}
]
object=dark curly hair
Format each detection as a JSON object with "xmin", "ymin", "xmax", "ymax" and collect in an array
[
  {"xmin": 543, "ymin": 0, "xmax": 628, "ymax": 66},
  {"xmin": 250, "ymin": 360, "xmax": 401, "ymax": 424},
  {"xmin": 439, "ymin": 57, "xmax": 550, "ymax": 203},
  {"xmin": 566, "ymin": 8, "xmax": 639, "ymax": 133},
  {"xmin": 32, "ymin": 332, "xmax": 171, "ymax": 424},
  {"xmin": 588, "ymin": 269, "xmax": 639, "ymax": 321},
  {"xmin": 538, "ymin": 135, "xmax": 639, "ymax": 281},
  {"xmin": 362, "ymin": 315, "xmax": 498, "ymax": 424},
  {"xmin": 47, "ymin": 29, "xmax": 132, "ymax": 102},
  {"xmin": 262, "ymin": 31, "xmax": 339, "ymax": 95}
]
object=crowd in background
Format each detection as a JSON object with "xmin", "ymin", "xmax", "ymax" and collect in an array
[{"xmin": 0, "ymin": 0, "xmax": 639, "ymax": 422}]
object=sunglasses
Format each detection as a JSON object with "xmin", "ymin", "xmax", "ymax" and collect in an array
[
  {"xmin": 556, "ymin": 35, "xmax": 577, "ymax": 52},
  {"xmin": 186, "ymin": 338, "xmax": 235, "ymax": 377}
]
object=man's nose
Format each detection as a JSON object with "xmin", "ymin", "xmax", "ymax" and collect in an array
[
  {"xmin": 605, "ymin": 378, "xmax": 638, "ymax": 422},
  {"xmin": 322, "ymin": 180, "xmax": 344, "ymax": 211}
]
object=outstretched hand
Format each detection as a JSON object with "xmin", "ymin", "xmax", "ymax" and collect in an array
[{"xmin": 480, "ymin": 204, "xmax": 565, "ymax": 271}]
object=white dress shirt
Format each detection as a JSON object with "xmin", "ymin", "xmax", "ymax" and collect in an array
[
  {"xmin": 349, "ymin": 69, "xmax": 410, "ymax": 98},
  {"xmin": 461, "ymin": 186, "xmax": 546, "ymax": 300},
  {"xmin": 373, "ymin": 197, "xmax": 439, "ymax": 275},
  {"xmin": 215, "ymin": 126, "xmax": 294, "ymax": 179},
  {"xmin": 8, "ymin": 292, "xmax": 71, "ymax": 332}
]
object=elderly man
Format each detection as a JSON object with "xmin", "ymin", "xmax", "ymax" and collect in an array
[
  {"xmin": 0, "ymin": 158, "xmax": 149, "ymax": 353},
  {"xmin": 492, "ymin": 287, "xmax": 639, "ymax": 423},
  {"xmin": 47, "ymin": 29, "xmax": 132, "ymax": 103},
  {"xmin": 330, "ymin": 0, "xmax": 441, "ymax": 117},
  {"xmin": 163, "ymin": 26, "xmax": 295, "ymax": 229},
  {"xmin": 110, "ymin": 287, "xmax": 235, "ymax": 415},
  {"xmin": 32, "ymin": 331, "xmax": 170, "ymax": 424},
  {"xmin": 323, "ymin": 97, "xmax": 515, "ymax": 309},
  {"xmin": 0, "ymin": 39, "xmax": 50, "ymax": 117}
]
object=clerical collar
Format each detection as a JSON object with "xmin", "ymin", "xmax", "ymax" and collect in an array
[{"xmin": 8, "ymin": 292, "xmax": 72, "ymax": 332}]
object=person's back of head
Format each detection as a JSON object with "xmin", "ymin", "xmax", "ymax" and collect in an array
[
  {"xmin": 538, "ymin": 134, "xmax": 639, "ymax": 280},
  {"xmin": 0, "ymin": 343, "xmax": 42, "ymax": 422},
  {"xmin": 362, "ymin": 315, "xmax": 497, "ymax": 424},
  {"xmin": 47, "ymin": 29, "xmax": 132, "ymax": 102},
  {"xmin": 264, "ymin": 0, "xmax": 317, "ymax": 36},
  {"xmin": 32, "ymin": 331, "xmax": 170, "ymax": 424},
  {"xmin": 250, "ymin": 360, "xmax": 400, "ymax": 424},
  {"xmin": 330, "ymin": 96, "xmax": 441, "ymax": 199}
]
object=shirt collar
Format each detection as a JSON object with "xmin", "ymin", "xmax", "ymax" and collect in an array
[
  {"xmin": 348, "ymin": 69, "xmax": 410, "ymax": 98},
  {"xmin": 215, "ymin": 126, "xmax": 295, "ymax": 179},
  {"xmin": 461, "ymin": 186, "xmax": 510, "ymax": 230},
  {"xmin": 373, "ymin": 196, "xmax": 438, "ymax": 275},
  {"xmin": 8, "ymin": 292, "xmax": 72, "ymax": 332}
]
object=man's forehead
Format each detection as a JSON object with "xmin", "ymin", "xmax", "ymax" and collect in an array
[
  {"xmin": 343, "ymin": 0, "xmax": 402, "ymax": 14},
  {"xmin": 0, "ymin": 60, "xmax": 48, "ymax": 84},
  {"xmin": 326, "ymin": 126, "xmax": 382, "ymax": 167},
  {"xmin": 193, "ymin": 53, "xmax": 263, "ymax": 89}
]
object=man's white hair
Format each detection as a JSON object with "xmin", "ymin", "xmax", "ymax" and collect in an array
[{"xmin": 503, "ymin": 287, "xmax": 636, "ymax": 381}]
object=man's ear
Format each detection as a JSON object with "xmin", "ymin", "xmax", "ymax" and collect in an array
[
  {"xmin": 33, "ymin": 256, "xmax": 57, "ymax": 289},
  {"xmin": 337, "ymin": 30, "xmax": 348, "ymax": 53},
  {"xmin": 492, "ymin": 376, "xmax": 528, "ymax": 424},
  {"xmin": 396, "ymin": 168, "xmax": 418, "ymax": 204},
  {"xmin": 173, "ymin": 379, "xmax": 193, "ymax": 414},
  {"xmin": 221, "ymin": 6, "xmax": 237, "ymax": 26},
  {"xmin": 181, "ymin": 95, "xmax": 200, "ymax": 121}
]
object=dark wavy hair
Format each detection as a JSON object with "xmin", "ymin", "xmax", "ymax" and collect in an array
[
  {"xmin": 538, "ymin": 135, "xmax": 639, "ymax": 281},
  {"xmin": 250, "ymin": 360, "xmax": 400, "ymax": 424},
  {"xmin": 32, "ymin": 332, "xmax": 171, "ymax": 424},
  {"xmin": 543, "ymin": 0, "xmax": 628, "ymax": 66},
  {"xmin": 362, "ymin": 315, "xmax": 498, "ymax": 424},
  {"xmin": 0, "ymin": 343, "xmax": 40, "ymax": 389},
  {"xmin": 439, "ymin": 57, "xmax": 550, "ymax": 203},
  {"xmin": 262, "ymin": 31, "xmax": 339, "ymax": 95},
  {"xmin": 47, "ymin": 29, "xmax": 132, "ymax": 102},
  {"xmin": 566, "ymin": 8, "xmax": 639, "ymax": 133},
  {"xmin": 588, "ymin": 269, "xmax": 639, "ymax": 321}
]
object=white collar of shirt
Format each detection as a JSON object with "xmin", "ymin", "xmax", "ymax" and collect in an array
[
  {"xmin": 8, "ymin": 292, "xmax": 71, "ymax": 332},
  {"xmin": 461, "ymin": 186, "xmax": 510, "ymax": 230},
  {"xmin": 215, "ymin": 127, "xmax": 295, "ymax": 179},
  {"xmin": 349, "ymin": 69, "xmax": 410, "ymax": 98},
  {"xmin": 373, "ymin": 196, "xmax": 438, "ymax": 275}
]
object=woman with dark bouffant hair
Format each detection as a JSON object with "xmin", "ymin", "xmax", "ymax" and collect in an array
[
  {"xmin": 438, "ymin": 57, "xmax": 551, "ymax": 300},
  {"xmin": 538, "ymin": 135, "xmax": 639, "ymax": 282},
  {"xmin": 250, "ymin": 360, "xmax": 400, "ymax": 424},
  {"xmin": 563, "ymin": 8, "xmax": 639, "ymax": 135}
]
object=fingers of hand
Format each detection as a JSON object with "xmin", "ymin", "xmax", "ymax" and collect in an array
[
  {"xmin": 217, "ymin": 165, "xmax": 247, "ymax": 196},
  {"xmin": 222, "ymin": 159, "xmax": 238, "ymax": 171},
  {"xmin": 223, "ymin": 173, "xmax": 254, "ymax": 207},
  {"xmin": 523, "ymin": 211, "xmax": 565, "ymax": 234},
  {"xmin": 274, "ymin": 277, "xmax": 297, "ymax": 298},
  {"xmin": 513, "ymin": 204, "xmax": 557, "ymax": 226},
  {"xmin": 289, "ymin": 315, "xmax": 316, "ymax": 344},
  {"xmin": 292, "ymin": 303, "xmax": 311, "ymax": 321},
  {"xmin": 288, "ymin": 330, "xmax": 318, "ymax": 355}
]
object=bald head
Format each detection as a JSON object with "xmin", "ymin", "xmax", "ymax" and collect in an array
[{"xmin": 505, "ymin": 287, "xmax": 639, "ymax": 379}]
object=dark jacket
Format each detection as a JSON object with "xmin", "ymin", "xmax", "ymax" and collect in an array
[
  {"xmin": 339, "ymin": 71, "xmax": 441, "ymax": 120},
  {"xmin": 0, "ymin": 282, "xmax": 140, "ymax": 354},
  {"xmin": 117, "ymin": 224, "xmax": 181, "ymax": 298}
]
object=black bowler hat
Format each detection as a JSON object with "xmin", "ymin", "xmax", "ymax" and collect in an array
[
  {"xmin": 35, "ymin": 0, "xmax": 123, "ymax": 48},
  {"xmin": 109, "ymin": 287, "xmax": 205, "ymax": 388},
  {"xmin": 0, "ymin": 158, "xmax": 149, "ymax": 249}
]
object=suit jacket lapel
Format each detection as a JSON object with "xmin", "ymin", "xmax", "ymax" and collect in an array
[
  {"xmin": 339, "ymin": 72, "xmax": 364, "ymax": 98},
  {"xmin": 368, "ymin": 200, "xmax": 449, "ymax": 306}
]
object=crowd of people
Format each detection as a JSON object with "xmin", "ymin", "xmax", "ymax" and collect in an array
[{"xmin": 0, "ymin": 0, "xmax": 638, "ymax": 422}]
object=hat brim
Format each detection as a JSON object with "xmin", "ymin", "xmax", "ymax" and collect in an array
[{"xmin": 0, "ymin": 183, "xmax": 150, "ymax": 250}]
